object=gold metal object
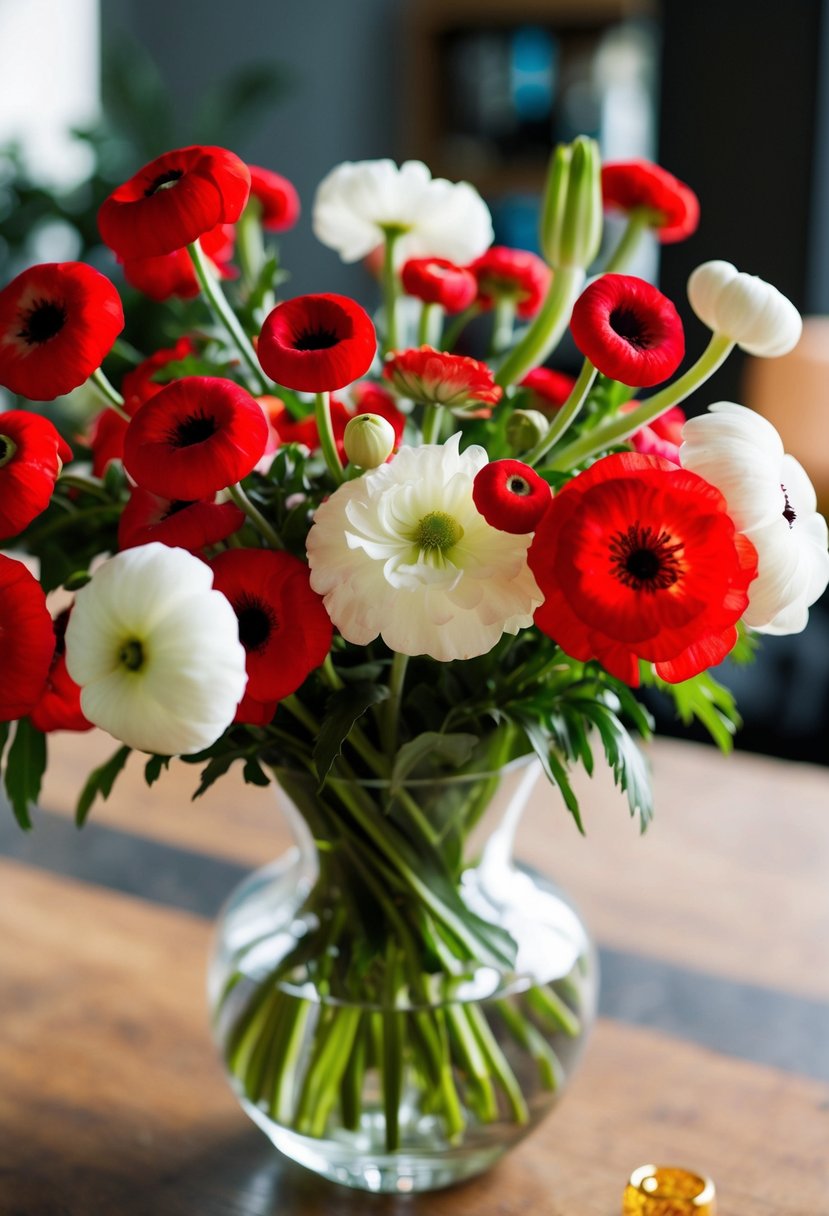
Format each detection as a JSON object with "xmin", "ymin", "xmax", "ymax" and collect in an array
[{"xmin": 622, "ymin": 1164, "xmax": 717, "ymax": 1216}]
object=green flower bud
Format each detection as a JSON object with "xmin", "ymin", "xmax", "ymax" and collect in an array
[
  {"xmin": 540, "ymin": 136, "xmax": 602, "ymax": 270},
  {"xmin": 506, "ymin": 409, "xmax": 550, "ymax": 454},
  {"xmin": 343, "ymin": 413, "xmax": 396, "ymax": 469}
]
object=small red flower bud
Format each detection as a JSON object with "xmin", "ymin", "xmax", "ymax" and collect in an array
[
  {"xmin": 473, "ymin": 459, "xmax": 552, "ymax": 534},
  {"xmin": 400, "ymin": 258, "xmax": 477, "ymax": 313},
  {"xmin": 601, "ymin": 160, "xmax": 699, "ymax": 244},
  {"xmin": 248, "ymin": 166, "xmax": 301, "ymax": 232},
  {"xmin": 469, "ymin": 246, "xmax": 552, "ymax": 320}
]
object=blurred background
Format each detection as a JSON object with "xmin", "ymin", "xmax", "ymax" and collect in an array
[{"xmin": 1, "ymin": 0, "xmax": 827, "ymax": 763}]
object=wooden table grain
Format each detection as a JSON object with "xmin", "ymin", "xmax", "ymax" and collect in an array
[{"xmin": 1, "ymin": 734, "xmax": 827, "ymax": 1216}]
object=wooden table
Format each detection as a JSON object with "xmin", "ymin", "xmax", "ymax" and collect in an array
[{"xmin": 1, "ymin": 733, "xmax": 827, "ymax": 1215}]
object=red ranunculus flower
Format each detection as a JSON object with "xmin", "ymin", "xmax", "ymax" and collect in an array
[
  {"xmin": 601, "ymin": 160, "xmax": 700, "ymax": 244},
  {"xmin": 0, "ymin": 262, "xmax": 124, "ymax": 401},
  {"xmin": 248, "ymin": 166, "xmax": 301, "ymax": 232},
  {"xmin": 383, "ymin": 346, "xmax": 502, "ymax": 416},
  {"xmin": 123, "ymin": 376, "xmax": 269, "ymax": 499},
  {"xmin": 529, "ymin": 452, "xmax": 758, "ymax": 686},
  {"xmin": 98, "ymin": 145, "xmax": 250, "ymax": 260},
  {"xmin": 469, "ymin": 246, "xmax": 552, "ymax": 320},
  {"xmin": 118, "ymin": 487, "xmax": 245, "ymax": 553},
  {"xmin": 624, "ymin": 403, "xmax": 687, "ymax": 464},
  {"xmin": 88, "ymin": 338, "xmax": 193, "ymax": 476},
  {"xmin": 0, "ymin": 411, "xmax": 67, "ymax": 540},
  {"xmin": 400, "ymin": 258, "xmax": 477, "ymax": 313},
  {"xmin": 210, "ymin": 549, "xmax": 333, "ymax": 703},
  {"xmin": 29, "ymin": 610, "xmax": 91, "ymax": 733},
  {"xmin": 0, "ymin": 555, "xmax": 54, "ymax": 720},
  {"xmin": 520, "ymin": 367, "xmax": 577, "ymax": 414},
  {"xmin": 120, "ymin": 224, "xmax": 236, "ymax": 302},
  {"xmin": 570, "ymin": 275, "xmax": 684, "ymax": 388},
  {"xmin": 258, "ymin": 294, "xmax": 376, "ymax": 393},
  {"xmin": 473, "ymin": 459, "xmax": 552, "ymax": 534}
]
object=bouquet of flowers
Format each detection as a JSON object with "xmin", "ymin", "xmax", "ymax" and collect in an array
[{"xmin": 0, "ymin": 137, "xmax": 826, "ymax": 1187}]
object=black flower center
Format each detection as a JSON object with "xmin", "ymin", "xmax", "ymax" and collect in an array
[
  {"xmin": 0, "ymin": 435, "xmax": 15, "ymax": 468},
  {"xmin": 781, "ymin": 484, "xmax": 797, "ymax": 527},
  {"xmin": 236, "ymin": 597, "xmax": 275, "ymax": 652},
  {"xmin": 169, "ymin": 413, "xmax": 217, "ymax": 448},
  {"xmin": 119, "ymin": 639, "xmax": 144, "ymax": 671},
  {"xmin": 507, "ymin": 475, "xmax": 532, "ymax": 497},
  {"xmin": 145, "ymin": 169, "xmax": 184, "ymax": 197},
  {"xmin": 610, "ymin": 523, "xmax": 684, "ymax": 591},
  {"xmin": 293, "ymin": 327, "xmax": 340, "ymax": 351},
  {"xmin": 609, "ymin": 305, "xmax": 651, "ymax": 349},
  {"xmin": 18, "ymin": 299, "xmax": 67, "ymax": 345}
]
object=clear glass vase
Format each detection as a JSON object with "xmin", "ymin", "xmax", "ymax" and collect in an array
[{"xmin": 208, "ymin": 756, "xmax": 598, "ymax": 1193}]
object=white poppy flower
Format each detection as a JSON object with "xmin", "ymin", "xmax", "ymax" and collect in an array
[
  {"xmin": 680, "ymin": 403, "xmax": 829, "ymax": 634},
  {"xmin": 306, "ymin": 434, "xmax": 542, "ymax": 661},
  {"xmin": 687, "ymin": 260, "xmax": 802, "ymax": 356},
  {"xmin": 65, "ymin": 543, "xmax": 248, "ymax": 754},
  {"xmin": 312, "ymin": 159, "xmax": 493, "ymax": 266}
]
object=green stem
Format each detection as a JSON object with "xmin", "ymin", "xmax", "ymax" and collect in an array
[
  {"xmin": 382, "ymin": 942, "xmax": 403, "ymax": 1150},
  {"xmin": 495, "ymin": 266, "xmax": 584, "ymax": 387},
  {"xmin": 466, "ymin": 1003, "xmax": 529, "ymax": 1123},
  {"xmin": 111, "ymin": 337, "xmax": 144, "ymax": 365},
  {"xmin": 89, "ymin": 368, "xmax": 130, "ymax": 422},
  {"xmin": 524, "ymin": 358, "xmax": 597, "ymax": 467},
  {"xmin": 490, "ymin": 298, "xmax": 516, "ymax": 357},
  {"xmin": 56, "ymin": 473, "xmax": 111, "ymax": 501},
  {"xmin": 441, "ymin": 303, "xmax": 481, "ymax": 352},
  {"xmin": 547, "ymin": 332, "xmax": 735, "ymax": 470},
  {"xmin": 382, "ymin": 230, "xmax": 401, "ymax": 355},
  {"xmin": 421, "ymin": 404, "xmax": 443, "ymax": 445},
  {"xmin": 227, "ymin": 481, "xmax": 284, "ymax": 548},
  {"xmin": 314, "ymin": 391, "xmax": 345, "ymax": 484},
  {"xmin": 526, "ymin": 984, "xmax": 581, "ymax": 1037},
  {"xmin": 417, "ymin": 301, "xmax": 441, "ymax": 347},
  {"xmin": 602, "ymin": 209, "xmax": 650, "ymax": 274},
  {"xmin": 187, "ymin": 239, "xmax": 269, "ymax": 394},
  {"xmin": 237, "ymin": 200, "xmax": 267, "ymax": 294},
  {"xmin": 381, "ymin": 651, "xmax": 409, "ymax": 756}
]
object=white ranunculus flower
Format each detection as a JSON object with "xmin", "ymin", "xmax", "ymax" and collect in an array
[
  {"xmin": 65, "ymin": 543, "xmax": 248, "ymax": 754},
  {"xmin": 680, "ymin": 403, "xmax": 829, "ymax": 634},
  {"xmin": 306, "ymin": 434, "xmax": 542, "ymax": 661},
  {"xmin": 312, "ymin": 159, "xmax": 493, "ymax": 266},
  {"xmin": 687, "ymin": 260, "xmax": 802, "ymax": 356}
]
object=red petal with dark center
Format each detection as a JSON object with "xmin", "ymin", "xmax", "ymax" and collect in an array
[
  {"xmin": 258, "ymin": 294, "xmax": 376, "ymax": 393},
  {"xmin": 473, "ymin": 459, "xmax": 552, "ymax": 534},
  {"xmin": 0, "ymin": 411, "xmax": 65, "ymax": 539},
  {"xmin": 570, "ymin": 275, "xmax": 684, "ymax": 388},
  {"xmin": 0, "ymin": 262, "xmax": 124, "ymax": 401},
  {"xmin": 123, "ymin": 376, "xmax": 269, "ymax": 499},
  {"xmin": 118, "ymin": 487, "xmax": 245, "ymax": 553}
]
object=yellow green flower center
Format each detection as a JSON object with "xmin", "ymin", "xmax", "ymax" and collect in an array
[
  {"xmin": 412, "ymin": 511, "xmax": 464, "ymax": 555},
  {"xmin": 119, "ymin": 638, "xmax": 145, "ymax": 671}
]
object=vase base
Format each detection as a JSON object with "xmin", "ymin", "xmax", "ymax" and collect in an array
[{"xmin": 242, "ymin": 1099, "xmax": 523, "ymax": 1193}]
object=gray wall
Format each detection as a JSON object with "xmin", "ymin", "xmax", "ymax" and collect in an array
[{"xmin": 103, "ymin": 0, "xmax": 405, "ymax": 296}]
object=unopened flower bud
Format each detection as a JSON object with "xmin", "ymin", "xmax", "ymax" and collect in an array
[
  {"xmin": 506, "ymin": 409, "xmax": 550, "ymax": 454},
  {"xmin": 540, "ymin": 136, "xmax": 603, "ymax": 270},
  {"xmin": 343, "ymin": 413, "xmax": 396, "ymax": 468},
  {"xmin": 688, "ymin": 260, "xmax": 802, "ymax": 356}
]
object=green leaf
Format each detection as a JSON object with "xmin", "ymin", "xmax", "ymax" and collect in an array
[
  {"xmin": 4, "ymin": 720, "xmax": 47, "ymax": 830},
  {"xmin": 643, "ymin": 667, "xmax": 742, "ymax": 754},
  {"xmin": 192, "ymin": 752, "xmax": 241, "ymax": 800},
  {"xmin": 75, "ymin": 745, "xmax": 131, "ymax": 827},
  {"xmin": 313, "ymin": 683, "xmax": 389, "ymax": 786},
  {"xmin": 243, "ymin": 756, "xmax": 271, "ymax": 787},
  {"xmin": 144, "ymin": 754, "xmax": 171, "ymax": 787},
  {"xmin": 572, "ymin": 697, "xmax": 652, "ymax": 830},
  {"xmin": 512, "ymin": 715, "xmax": 584, "ymax": 834},
  {"xmin": 390, "ymin": 732, "xmax": 479, "ymax": 794}
]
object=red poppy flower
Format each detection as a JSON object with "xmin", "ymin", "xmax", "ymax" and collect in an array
[
  {"xmin": 473, "ymin": 459, "xmax": 552, "ymax": 534},
  {"xmin": 29, "ymin": 610, "xmax": 91, "ymax": 733},
  {"xmin": 400, "ymin": 258, "xmax": 477, "ymax": 313},
  {"xmin": 601, "ymin": 160, "xmax": 700, "ymax": 244},
  {"xmin": 98, "ymin": 145, "xmax": 250, "ymax": 260},
  {"xmin": 0, "ymin": 411, "xmax": 67, "ymax": 540},
  {"xmin": 570, "ymin": 275, "xmax": 684, "ymax": 388},
  {"xmin": 120, "ymin": 224, "xmax": 236, "ymax": 302},
  {"xmin": 210, "ymin": 549, "xmax": 332, "ymax": 703},
  {"xmin": 123, "ymin": 376, "xmax": 269, "ymax": 499},
  {"xmin": 248, "ymin": 166, "xmax": 301, "ymax": 232},
  {"xmin": 258, "ymin": 294, "xmax": 376, "ymax": 393},
  {"xmin": 0, "ymin": 262, "xmax": 124, "ymax": 401},
  {"xmin": 383, "ymin": 346, "xmax": 502, "ymax": 416},
  {"xmin": 0, "ymin": 555, "xmax": 54, "ymax": 720},
  {"xmin": 118, "ymin": 487, "xmax": 245, "ymax": 553},
  {"xmin": 469, "ymin": 246, "xmax": 552, "ymax": 320},
  {"xmin": 624, "ymin": 403, "xmax": 686, "ymax": 464},
  {"xmin": 529, "ymin": 452, "xmax": 758, "ymax": 685},
  {"xmin": 234, "ymin": 690, "xmax": 278, "ymax": 726},
  {"xmin": 88, "ymin": 338, "xmax": 193, "ymax": 476},
  {"xmin": 520, "ymin": 367, "xmax": 577, "ymax": 414}
]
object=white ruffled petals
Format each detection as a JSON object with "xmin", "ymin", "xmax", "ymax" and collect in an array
[
  {"xmin": 312, "ymin": 159, "xmax": 493, "ymax": 266},
  {"xmin": 687, "ymin": 260, "xmax": 802, "ymax": 356},
  {"xmin": 680, "ymin": 403, "xmax": 829, "ymax": 634},
  {"xmin": 65, "ymin": 543, "xmax": 248, "ymax": 754},
  {"xmin": 306, "ymin": 434, "xmax": 542, "ymax": 661}
]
